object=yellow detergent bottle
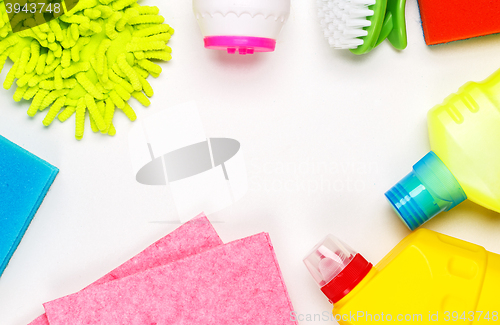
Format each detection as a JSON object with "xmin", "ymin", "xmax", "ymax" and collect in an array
[
  {"xmin": 304, "ymin": 229, "xmax": 500, "ymax": 324},
  {"xmin": 385, "ymin": 69, "xmax": 500, "ymax": 230}
]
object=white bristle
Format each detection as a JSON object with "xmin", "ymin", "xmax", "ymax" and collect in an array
[
  {"xmin": 346, "ymin": 18, "xmax": 372, "ymax": 28},
  {"xmin": 350, "ymin": 0, "xmax": 376, "ymax": 5},
  {"xmin": 317, "ymin": 0, "xmax": 375, "ymax": 49}
]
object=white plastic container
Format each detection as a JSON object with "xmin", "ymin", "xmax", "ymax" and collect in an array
[{"xmin": 193, "ymin": 0, "xmax": 291, "ymax": 54}]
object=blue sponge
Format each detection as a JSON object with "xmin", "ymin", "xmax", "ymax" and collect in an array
[{"xmin": 0, "ymin": 136, "xmax": 58, "ymax": 278}]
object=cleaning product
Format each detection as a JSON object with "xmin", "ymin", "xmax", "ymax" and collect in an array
[
  {"xmin": 193, "ymin": 0, "xmax": 290, "ymax": 55},
  {"xmin": 0, "ymin": 0, "xmax": 173, "ymax": 140},
  {"xmin": 304, "ymin": 228, "xmax": 500, "ymax": 324},
  {"xmin": 386, "ymin": 68, "xmax": 500, "ymax": 230},
  {"xmin": 0, "ymin": 135, "xmax": 58, "ymax": 278},
  {"xmin": 317, "ymin": 0, "xmax": 407, "ymax": 54},
  {"xmin": 417, "ymin": 0, "xmax": 500, "ymax": 45}
]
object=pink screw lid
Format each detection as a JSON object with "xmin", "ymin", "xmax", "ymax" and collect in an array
[{"xmin": 204, "ymin": 36, "xmax": 276, "ymax": 55}]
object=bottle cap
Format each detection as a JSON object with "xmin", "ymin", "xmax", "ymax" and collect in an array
[
  {"xmin": 193, "ymin": 0, "xmax": 290, "ymax": 55},
  {"xmin": 204, "ymin": 36, "xmax": 276, "ymax": 55},
  {"xmin": 303, "ymin": 234, "xmax": 372, "ymax": 304},
  {"xmin": 385, "ymin": 151, "xmax": 467, "ymax": 230}
]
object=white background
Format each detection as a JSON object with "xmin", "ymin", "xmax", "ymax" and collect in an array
[{"xmin": 1, "ymin": 0, "xmax": 500, "ymax": 324}]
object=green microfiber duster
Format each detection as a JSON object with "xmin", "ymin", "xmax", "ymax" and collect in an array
[{"xmin": 0, "ymin": 0, "xmax": 173, "ymax": 140}]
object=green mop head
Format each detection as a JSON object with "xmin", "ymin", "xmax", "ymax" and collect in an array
[{"xmin": 0, "ymin": 0, "xmax": 173, "ymax": 140}]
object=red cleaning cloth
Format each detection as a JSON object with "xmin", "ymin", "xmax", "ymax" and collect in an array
[
  {"xmin": 44, "ymin": 233, "xmax": 297, "ymax": 325},
  {"xmin": 418, "ymin": 0, "xmax": 500, "ymax": 45},
  {"xmin": 28, "ymin": 214, "xmax": 222, "ymax": 325}
]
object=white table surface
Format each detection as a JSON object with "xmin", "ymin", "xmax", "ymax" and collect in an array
[{"xmin": 1, "ymin": 1, "xmax": 500, "ymax": 324}]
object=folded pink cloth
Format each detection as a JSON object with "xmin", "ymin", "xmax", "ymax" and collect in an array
[
  {"xmin": 44, "ymin": 233, "xmax": 297, "ymax": 325},
  {"xmin": 28, "ymin": 214, "xmax": 222, "ymax": 325}
]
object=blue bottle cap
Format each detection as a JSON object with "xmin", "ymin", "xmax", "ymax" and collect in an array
[{"xmin": 385, "ymin": 151, "xmax": 467, "ymax": 230}]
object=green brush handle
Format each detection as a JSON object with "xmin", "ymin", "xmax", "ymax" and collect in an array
[{"xmin": 351, "ymin": 0, "xmax": 407, "ymax": 55}]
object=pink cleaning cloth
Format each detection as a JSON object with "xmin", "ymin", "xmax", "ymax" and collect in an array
[
  {"xmin": 44, "ymin": 233, "xmax": 297, "ymax": 325},
  {"xmin": 28, "ymin": 213, "xmax": 222, "ymax": 325}
]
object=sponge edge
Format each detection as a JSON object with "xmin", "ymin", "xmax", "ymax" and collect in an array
[
  {"xmin": 418, "ymin": 0, "xmax": 500, "ymax": 45},
  {"xmin": 0, "ymin": 135, "xmax": 58, "ymax": 277}
]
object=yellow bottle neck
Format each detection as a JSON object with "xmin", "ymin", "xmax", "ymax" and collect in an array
[
  {"xmin": 478, "ymin": 68, "xmax": 500, "ymax": 104},
  {"xmin": 333, "ymin": 268, "xmax": 378, "ymax": 312}
]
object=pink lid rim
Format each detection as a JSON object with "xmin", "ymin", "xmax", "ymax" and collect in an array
[{"xmin": 204, "ymin": 36, "xmax": 276, "ymax": 54}]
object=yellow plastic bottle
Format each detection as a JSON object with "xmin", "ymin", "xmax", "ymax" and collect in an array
[
  {"xmin": 385, "ymin": 69, "xmax": 500, "ymax": 230},
  {"xmin": 304, "ymin": 229, "xmax": 500, "ymax": 324}
]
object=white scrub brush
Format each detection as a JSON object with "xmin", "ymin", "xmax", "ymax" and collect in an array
[{"xmin": 317, "ymin": 0, "xmax": 408, "ymax": 54}]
